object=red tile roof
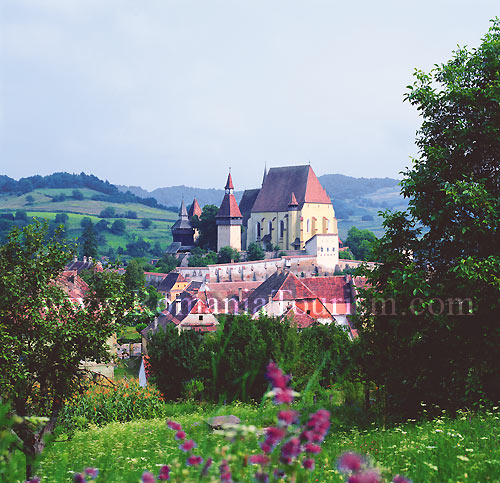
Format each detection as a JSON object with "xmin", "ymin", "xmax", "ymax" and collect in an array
[
  {"xmin": 281, "ymin": 305, "xmax": 317, "ymax": 328},
  {"xmin": 188, "ymin": 198, "xmax": 202, "ymax": 218},
  {"xmin": 58, "ymin": 270, "xmax": 89, "ymax": 300},
  {"xmin": 301, "ymin": 276, "xmax": 353, "ymax": 304},
  {"xmin": 251, "ymin": 165, "xmax": 331, "ymax": 212},
  {"xmin": 217, "ymin": 193, "xmax": 243, "ymax": 218}
]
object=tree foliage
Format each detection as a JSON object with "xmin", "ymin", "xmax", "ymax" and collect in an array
[
  {"xmin": 191, "ymin": 205, "xmax": 218, "ymax": 251},
  {"xmin": 0, "ymin": 221, "xmax": 132, "ymax": 476},
  {"xmin": 356, "ymin": 20, "xmax": 500, "ymax": 417},
  {"xmin": 344, "ymin": 226, "xmax": 377, "ymax": 261},
  {"xmin": 217, "ymin": 246, "xmax": 241, "ymax": 264},
  {"xmin": 247, "ymin": 242, "xmax": 265, "ymax": 261}
]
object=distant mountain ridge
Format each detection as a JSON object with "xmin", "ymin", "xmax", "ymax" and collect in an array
[{"xmin": 118, "ymin": 174, "xmax": 403, "ymax": 213}]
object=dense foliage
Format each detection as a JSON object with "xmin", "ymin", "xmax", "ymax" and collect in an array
[
  {"xmin": 147, "ymin": 315, "xmax": 352, "ymax": 402},
  {"xmin": 356, "ymin": 20, "xmax": 500, "ymax": 417},
  {"xmin": 0, "ymin": 221, "xmax": 133, "ymax": 476},
  {"xmin": 344, "ymin": 226, "xmax": 377, "ymax": 261},
  {"xmin": 191, "ymin": 204, "xmax": 218, "ymax": 250}
]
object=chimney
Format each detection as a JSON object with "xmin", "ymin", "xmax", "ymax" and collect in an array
[
  {"xmin": 238, "ymin": 287, "xmax": 243, "ymax": 303},
  {"xmin": 175, "ymin": 294, "xmax": 182, "ymax": 315}
]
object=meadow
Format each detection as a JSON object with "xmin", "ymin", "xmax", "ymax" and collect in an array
[{"xmin": 9, "ymin": 379, "xmax": 500, "ymax": 482}]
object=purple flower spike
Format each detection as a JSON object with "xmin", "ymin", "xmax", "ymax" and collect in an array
[
  {"xmin": 348, "ymin": 470, "xmax": 382, "ymax": 483},
  {"xmin": 393, "ymin": 476, "xmax": 413, "ymax": 483},
  {"xmin": 175, "ymin": 430, "xmax": 186, "ymax": 440},
  {"xmin": 158, "ymin": 465, "xmax": 170, "ymax": 481},
  {"xmin": 303, "ymin": 458, "xmax": 315, "ymax": 470},
  {"xmin": 142, "ymin": 471, "xmax": 156, "ymax": 483},
  {"xmin": 201, "ymin": 458, "xmax": 213, "ymax": 476},
  {"xmin": 74, "ymin": 474, "xmax": 85, "ymax": 483},
  {"xmin": 186, "ymin": 455, "xmax": 203, "ymax": 466},
  {"xmin": 337, "ymin": 451, "xmax": 365, "ymax": 473},
  {"xmin": 219, "ymin": 459, "xmax": 233, "ymax": 483},
  {"xmin": 179, "ymin": 439, "xmax": 197, "ymax": 452},
  {"xmin": 277, "ymin": 409, "xmax": 299, "ymax": 425},
  {"xmin": 250, "ymin": 454, "xmax": 270, "ymax": 465},
  {"xmin": 85, "ymin": 468, "xmax": 99, "ymax": 479}
]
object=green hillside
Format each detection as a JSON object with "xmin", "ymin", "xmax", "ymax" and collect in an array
[{"xmin": 0, "ymin": 188, "xmax": 177, "ymax": 259}]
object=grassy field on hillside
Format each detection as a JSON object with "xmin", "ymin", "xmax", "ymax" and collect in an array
[{"xmin": 25, "ymin": 404, "xmax": 500, "ymax": 482}]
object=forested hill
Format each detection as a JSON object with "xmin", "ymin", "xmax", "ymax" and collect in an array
[{"xmin": 0, "ymin": 172, "xmax": 169, "ymax": 211}]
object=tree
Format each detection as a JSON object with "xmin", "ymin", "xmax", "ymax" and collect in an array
[
  {"xmin": 188, "ymin": 247, "xmax": 218, "ymax": 267},
  {"xmin": 126, "ymin": 210, "xmax": 137, "ymax": 219},
  {"xmin": 339, "ymin": 249, "xmax": 355, "ymax": 259},
  {"xmin": 72, "ymin": 189, "xmax": 84, "ymax": 200},
  {"xmin": 191, "ymin": 204, "xmax": 218, "ymax": 250},
  {"xmin": 0, "ymin": 221, "xmax": 132, "ymax": 478},
  {"xmin": 95, "ymin": 219, "xmax": 109, "ymax": 232},
  {"xmin": 55, "ymin": 213, "xmax": 69, "ymax": 225},
  {"xmin": 124, "ymin": 259, "xmax": 145, "ymax": 291},
  {"xmin": 356, "ymin": 20, "xmax": 500, "ymax": 418},
  {"xmin": 155, "ymin": 254, "xmax": 179, "ymax": 273},
  {"xmin": 99, "ymin": 207, "xmax": 116, "ymax": 218},
  {"xmin": 111, "ymin": 219, "xmax": 126, "ymax": 235},
  {"xmin": 217, "ymin": 246, "xmax": 240, "ymax": 264},
  {"xmin": 15, "ymin": 210, "xmax": 28, "ymax": 222},
  {"xmin": 25, "ymin": 195, "xmax": 34, "ymax": 205},
  {"xmin": 80, "ymin": 217, "xmax": 92, "ymax": 229},
  {"xmin": 247, "ymin": 242, "xmax": 265, "ymax": 261},
  {"xmin": 141, "ymin": 218, "xmax": 152, "ymax": 229},
  {"xmin": 125, "ymin": 237, "xmax": 151, "ymax": 258},
  {"xmin": 344, "ymin": 226, "xmax": 377, "ymax": 261},
  {"xmin": 79, "ymin": 221, "xmax": 98, "ymax": 259}
]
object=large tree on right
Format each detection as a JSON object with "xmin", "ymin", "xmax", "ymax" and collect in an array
[{"xmin": 357, "ymin": 19, "xmax": 500, "ymax": 417}]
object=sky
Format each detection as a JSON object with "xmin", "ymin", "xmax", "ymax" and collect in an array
[{"xmin": 0, "ymin": 1, "xmax": 498, "ymax": 191}]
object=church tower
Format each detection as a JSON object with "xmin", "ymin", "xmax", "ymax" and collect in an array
[{"xmin": 216, "ymin": 172, "xmax": 242, "ymax": 252}]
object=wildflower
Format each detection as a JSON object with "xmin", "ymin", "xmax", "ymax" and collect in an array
[
  {"xmin": 201, "ymin": 458, "xmax": 213, "ymax": 476},
  {"xmin": 186, "ymin": 454, "xmax": 204, "ymax": 466},
  {"xmin": 274, "ymin": 387, "xmax": 295, "ymax": 404},
  {"xmin": 393, "ymin": 476, "xmax": 412, "ymax": 483},
  {"xmin": 348, "ymin": 470, "xmax": 382, "ymax": 483},
  {"xmin": 304, "ymin": 442, "xmax": 322, "ymax": 454},
  {"xmin": 179, "ymin": 439, "xmax": 197, "ymax": 452},
  {"xmin": 303, "ymin": 458, "xmax": 315, "ymax": 470},
  {"xmin": 142, "ymin": 471, "xmax": 156, "ymax": 483},
  {"xmin": 250, "ymin": 454, "xmax": 270, "ymax": 465},
  {"xmin": 85, "ymin": 468, "xmax": 99, "ymax": 479},
  {"xmin": 158, "ymin": 465, "xmax": 170, "ymax": 481},
  {"xmin": 74, "ymin": 474, "xmax": 85, "ymax": 483},
  {"xmin": 175, "ymin": 430, "xmax": 186, "ymax": 440},
  {"xmin": 337, "ymin": 452, "xmax": 365, "ymax": 473},
  {"xmin": 277, "ymin": 409, "xmax": 299, "ymax": 425},
  {"xmin": 167, "ymin": 420, "xmax": 182, "ymax": 431},
  {"xmin": 219, "ymin": 459, "xmax": 233, "ymax": 483},
  {"xmin": 265, "ymin": 361, "xmax": 290, "ymax": 389},
  {"xmin": 265, "ymin": 426, "xmax": 286, "ymax": 444},
  {"xmin": 260, "ymin": 441, "xmax": 273, "ymax": 454},
  {"xmin": 254, "ymin": 471, "xmax": 270, "ymax": 482},
  {"xmin": 280, "ymin": 437, "xmax": 301, "ymax": 463}
]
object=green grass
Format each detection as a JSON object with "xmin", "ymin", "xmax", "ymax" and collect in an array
[{"xmin": 24, "ymin": 405, "xmax": 500, "ymax": 482}]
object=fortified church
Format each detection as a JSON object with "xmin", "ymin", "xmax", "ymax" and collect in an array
[{"xmin": 166, "ymin": 164, "xmax": 340, "ymax": 272}]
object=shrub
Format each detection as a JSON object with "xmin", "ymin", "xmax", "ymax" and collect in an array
[{"xmin": 58, "ymin": 379, "xmax": 164, "ymax": 432}]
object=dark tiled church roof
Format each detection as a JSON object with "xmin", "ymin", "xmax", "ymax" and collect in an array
[
  {"xmin": 239, "ymin": 188, "xmax": 260, "ymax": 225},
  {"xmin": 251, "ymin": 165, "xmax": 331, "ymax": 213}
]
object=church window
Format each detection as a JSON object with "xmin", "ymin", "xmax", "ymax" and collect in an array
[
  {"xmin": 280, "ymin": 220, "xmax": 285, "ymax": 238},
  {"xmin": 268, "ymin": 221, "xmax": 272, "ymax": 234},
  {"xmin": 326, "ymin": 219, "xmax": 330, "ymax": 231},
  {"xmin": 306, "ymin": 219, "xmax": 310, "ymax": 232},
  {"xmin": 256, "ymin": 222, "xmax": 261, "ymax": 238}
]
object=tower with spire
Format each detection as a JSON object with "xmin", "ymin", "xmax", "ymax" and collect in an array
[
  {"xmin": 216, "ymin": 172, "xmax": 242, "ymax": 253},
  {"xmin": 171, "ymin": 199, "xmax": 195, "ymax": 249}
]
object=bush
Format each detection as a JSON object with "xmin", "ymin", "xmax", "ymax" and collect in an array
[
  {"xmin": 141, "ymin": 218, "xmax": 152, "ymax": 229},
  {"xmin": 111, "ymin": 219, "xmax": 126, "ymax": 235},
  {"xmin": 58, "ymin": 379, "xmax": 165, "ymax": 432},
  {"xmin": 72, "ymin": 189, "xmax": 84, "ymax": 200},
  {"xmin": 247, "ymin": 242, "xmax": 265, "ymax": 261},
  {"xmin": 99, "ymin": 207, "xmax": 116, "ymax": 218},
  {"xmin": 217, "ymin": 246, "xmax": 240, "ymax": 264}
]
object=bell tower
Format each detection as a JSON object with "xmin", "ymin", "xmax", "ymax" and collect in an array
[{"xmin": 216, "ymin": 172, "xmax": 242, "ymax": 252}]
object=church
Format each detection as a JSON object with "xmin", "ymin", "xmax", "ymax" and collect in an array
[{"xmin": 240, "ymin": 165, "xmax": 338, "ymax": 252}]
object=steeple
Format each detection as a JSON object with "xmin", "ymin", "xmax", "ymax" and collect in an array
[
  {"xmin": 225, "ymin": 172, "xmax": 234, "ymax": 193},
  {"xmin": 288, "ymin": 192, "xmax": 298, "ymax": 208},
  {"xmin": 188, "ymin": 198, "xmax": 202, "ymax": 219},
  {"xmin": 179, "ymin": 199, "xmax": 188, "ymax": 218},
  {"xmin": 262, "ymin": 164, "xmax": 267, "ymax": 186}
]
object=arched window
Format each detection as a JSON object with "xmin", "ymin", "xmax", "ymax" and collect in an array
[
  {"xmin": 280, "ymin": 220, "xmax": 285, "ymax": 238},
  {"xmin": 306, "ymin": 219, "xmax": 310, "ymax": 232},
  {"xmin": 256, "ymin": 222, "xmax": 261, "ymax": 238},
  {"xmin": 268, "ymin": 221, "xmax": 272, "ymax": 234},
  {"xmin": 326, "ymin": 219, "xmax": 330, "ymax": 231}
]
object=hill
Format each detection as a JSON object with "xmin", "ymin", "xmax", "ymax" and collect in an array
[{"xmin": 0, "ymin": 174, "xmax": 178, "ymax": 260}]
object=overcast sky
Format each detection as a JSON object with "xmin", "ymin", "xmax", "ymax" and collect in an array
[{"xmin": 0, "ymin": 1, "xmax": 498, "ymax": 190}]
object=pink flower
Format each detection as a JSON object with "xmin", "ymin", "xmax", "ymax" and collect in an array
[
  {"xmin": 186, "ymin": 455, "xmax": 203, "ymax": 466},
  {"xmin": 393, "ymin": 476, "xmax": 412, "ymax": 483},
  {"xmin": 260, "ymin": 441, "xmax": 273, "ymax": 453},
  {"xmin": 278, "ymin": 409, "xmax": 298, "ymax": 425},
  {"xmin": 85, "ymin": 468, "xmax": 99, "ymax": 479},
  {"xmin": 265, "ymin": 361, "xmax": 290, "ymax": 389},
  {"xmin": 179, "ymin": 439, "xmax": 197, "ymax": 452},
  {"xmin": 219, "ymin": 459, "xmax": 233, "ymax": 483},
  {"xmin": 337, "ymin": 452, "xmax": 365, "ymax": 473},
  {"xmin": 303, "ymin": 458, "xmax": 315, "ymax": 470},
  {"xmin": 249, "ymin": 454, "xmax": 270, "ymax": 465},
  {"xmin": 304, "ymin": 442, "xmax": 322, "ymax": 454},
  {"xmin": 142, "ymin": 472, "xmax": 156, "ymax": 483},
  {"xmin": 175, "ymin": 430, "xmax": 186, "ymax": 440},
  {"xmin": 167, "ymin": 420, "xmax": 182, "ymax": 431},
  {"xmin": 280, "ymin": 437, "xmax": 301, "ymax": 462},
  {"xmin": 265, "ymin": 426, "xmax": 286, "ymax": 443},
  {"xmin": 348, "ymin": 470, "xmax": 382, "ymax": 483},
  {"xmin": 274, "ymin": 387, "xmax": 294, "ymax": 404},
  {"xmin": 158, "ymin": 465, "xmax": 170, "ymax": 481},
  {"xmin": 201, "ymin": 458, "xmax": 213, "ymax": 476}
]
